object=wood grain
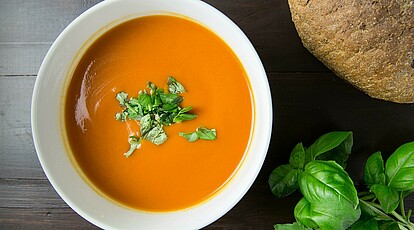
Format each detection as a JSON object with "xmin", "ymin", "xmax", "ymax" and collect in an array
[
  {"xmin": 0, "ymin": 0, "xmax": 102, "ymax": 43},
  {"xmin": 1, "ymin": 0, "xmax": 413, "ymax": 229},
  {"xmin": 0, "ymin": 76, "xmax": 44, "ymax": 179},
  {"xmin": 0, "ymin": 0, "xmax": 102, "ymax": 76}
]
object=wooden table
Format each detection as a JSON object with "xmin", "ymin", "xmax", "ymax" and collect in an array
[{"xmin": 1, "ymin": 0, "xmax": 413, "ymax": 229}]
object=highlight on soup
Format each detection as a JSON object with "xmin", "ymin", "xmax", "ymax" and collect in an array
[{"xmin": 64, "ymin": 14, "xmax": 253, "ymax": 212}]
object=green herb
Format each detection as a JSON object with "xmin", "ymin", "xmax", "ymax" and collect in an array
[
  {"xmin": 295, "ymin": 160, "xmax": 360, "ymax": 229},
  {"xmin": 364, "ymin": 151, "xmax": 386, "ymax": 187},
  {"xmin": 173, "ymin": 106, "xmax": 197, "ymax": 123},
  {"xmin": 115, "ymin": 91, "xmax": 128, "ymax": 106},
  {"xmin": 269, "ymin": 163, "xmax": 302, "ymax": 199},
  {"xmin": 115, "ymin": 77, "xmax": 216, "ymax": 157},
  {"xmin": 141, "ymin": 123, "xmax": 167, "ymax": 145},
  {"xmin": 269, "ymin": 132, "xmax": 414, "ymax": 230},
  {"xmin": 115, "ymin": 111, "xmax": 127, "ymax": 122},
  {"xmin": 269, "ymin": 131, "xmax": 353, "ymax": 198},
  {"xmin": 124, "ymin": 136, "xmax": 141, "ymax": 158},
  {"xmin": 369, "ymin": 184, "xmax": 399, "ymax": 214},
  {"xmin": 385, "ymin": 142, "xmax": 414, "ymax": 191},
  {"xmin": 167, "ymin": 76, "xmax": 186, "ymax": 94},
  {"xmin": 358, "ymin": 142, "xmax": 414, "ymax": 229},
  {"xmin": 304, "ymin": 131, "xmax": 353, "ymax": 168},
  {"xmin": 179, "ymin": 127, "xmax": 217, "ymax": 142}
]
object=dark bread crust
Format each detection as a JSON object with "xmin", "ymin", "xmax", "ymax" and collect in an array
[{"xmin": 288, "ymin": 0, "xmax": 414, "ymax": 103}]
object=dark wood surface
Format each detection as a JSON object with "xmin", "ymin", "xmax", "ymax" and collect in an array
[{"xmin": 1, "ymin": 0, "xmax": 413, "ymax": 229}]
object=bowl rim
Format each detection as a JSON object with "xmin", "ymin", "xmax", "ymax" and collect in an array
[{"xmin": 31, "ymin": 0, "xmax": 273, "ymax": 229}]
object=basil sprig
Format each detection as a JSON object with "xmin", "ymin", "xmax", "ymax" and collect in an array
[
  {"xmin": 358, "ymin": 142, "xmax": 414, "ymax": 227},
  {"xmin": 269, "ymin": 132, "xmax": 353, "ymax": 199},
  {"xmin": 270, "ymin": 132, "xmax": 414, "ymax": 230},
  {"xmin": 115, "ymin": 77, "xmax": 216, "ymax": 157}
]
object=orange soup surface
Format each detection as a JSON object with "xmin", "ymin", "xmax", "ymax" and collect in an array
[{"xmin": 65, "ymin": 15, "xmax": 253, "ymax": 212}]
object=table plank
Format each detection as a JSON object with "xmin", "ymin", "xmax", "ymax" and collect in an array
[
  {"xmin": 0, "ymin": 43, "xmax": 49, "ymax": 76},
  {"xmin": 0, "ymin": 0, "xmax": 102, "ymax": 43},
  {"xmin": 0, "ymin": 0, "xmax": 102, "ymax": 76},
  {"xmin": 0, "ymin": 76, "xmax": 44, "ymax": 179}
]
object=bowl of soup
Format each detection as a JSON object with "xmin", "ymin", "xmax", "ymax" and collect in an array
[{"xmin": 31, "ymin": 0, "xmax": 272, "ymax": 229}]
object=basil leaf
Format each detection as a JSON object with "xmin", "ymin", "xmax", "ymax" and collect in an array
[
  {"xmin": 116, "ymin": 92, "xmax": 143, "ymax": 121},
  {"xmin": 115, "ymin": 91, "xmax": 128, "ymax": 106},
  {"xmin": 142, "ymin": 124, "xmax": 167, "ymax": 145},
  {"xmin": 179, "ymin": 127, "xmax": 217, "ymax": 142},
  {"xmin": 196, "ymin": 127, "xmax": 216, "ymax": 140},
  {"xmin": 289, "ymin": 143, "xmax": 306, "ymax": 169},
  {"xmin": 160, "ymin": 93, "xmax": 183, "ymax": 105},
  {"xmin": 167, "ymin": 76, "xmax": 186, "ymax": 94},
  {"xmin": 128, "ymin": 114, "xmax": 141, "ymax": 120},
  {"xmin": 153, "ymin": 88, "xmax": 164, "ymax": 107},
  {"xmin": 294, "ymin": 198, "xmax": 319, "ymax": 229},
  {"xmin": 138, "ymin": 92, "xmax": 152, "ymax": 111},
  {"xmin": 115, "ymin": 112, "xmax": 127, "ymax": 122},
  {"xmin": 147, "ymin": 81, "xmax": 157, "ymax": 94},
  {"xmin": 297, "ymin": 161, "xmax": 360, "ymax": 229},
  {"xmin": 385, "ymin": 141, "xmax": 414, "ymax": 191},
  {"xmin": 124, "ymin": 136, "xmax": 141, "ymax": 158},
  {"xmin": 349, "ymin": 218, "xmax": 378, "ymax": 230},
  {"xmin": 147, "ymin": 82, "xmax": 162, "ymax": 107},
  {"xmin": 129, "ymin": 97, "xmax": 140, "ymax": 106},
  {"xmin": 159, "ymin": 113, "xmax": 174, "ymax": 126},
  {"xmin": 370, "ymin": 184, "xmax": 400, "ymax": 214},
  {"xmin": 300, "ymin": 160, "xmax": 359, "ymax": 208},
  {"xmin": 179, "ymin": 132, "xmax": 199, "ymax": 142},
  {"xmin": 179, "ymin": 106, "xmax": 193, "ymax": 114},
  {"xmin": 274, "ymin": 222, "xmax": 310, "ymax": 230},
  {"xmin": 173, "ymin": 113, "xmax": 197, "ymax": 123},
  {"xmin": 269, "ymin": 164, "xmax": 301, "ymax": 198},
  {"xmin": 295, "ymin": 196, "xmax": 361, "ymax": 230},
  {"xmin": 364, "ymin": 151, "xmax": 386, "ymax": 187},
  {"xmin": 308, "ymin": 131, "xmax": 353, "ymax": 167},
  {"xmin": 162, "ymin": 103, "xmax": 178, "ymax": 112},
  {"xmin": 139, "ymin": 114, "xmax": 153, "ymax": 136},
  {"xmin": 173, "ymin": 106, "xmax": 196, "ymax": 123},
  {"xmin": 124, "ymin": 107, "xmax": 136, "ymax": 119}
]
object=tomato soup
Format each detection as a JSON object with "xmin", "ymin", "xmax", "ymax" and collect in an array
[{"xmin": 64, "ymin": 15, "xmax": 253, "ymax": 212}]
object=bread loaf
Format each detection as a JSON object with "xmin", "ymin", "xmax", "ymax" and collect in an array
[{"xmin": 288, "ymin": 0, "xmax": 414, "ymax": 103}]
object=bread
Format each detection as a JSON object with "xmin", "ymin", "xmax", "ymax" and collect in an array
[{"xmin": 287, "ymin": 0, "xmax": 414, "ymax": 103}]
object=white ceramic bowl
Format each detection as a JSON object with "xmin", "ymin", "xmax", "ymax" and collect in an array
[{"xmin": 31, "ymin": 0, "xmax": 272, "ymax": 229}]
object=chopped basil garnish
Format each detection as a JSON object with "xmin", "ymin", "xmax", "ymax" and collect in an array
[{"xmin": 115, "ymin": 77, "xmax": 215, "ymax": 157}]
